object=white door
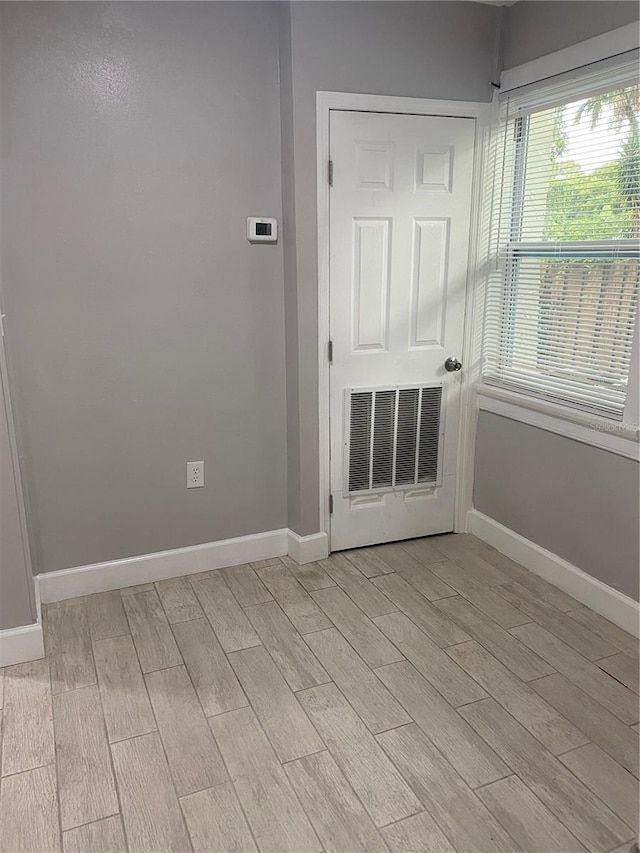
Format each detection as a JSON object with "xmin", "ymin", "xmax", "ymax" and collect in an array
[{"xmin": 329, "ymin": 109, "xmax": 475, "ymax": 551}]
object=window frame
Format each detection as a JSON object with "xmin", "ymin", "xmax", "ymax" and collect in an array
[{"xmin": 481, "ymin": 60, "xmax": 640, "ymax": 438}]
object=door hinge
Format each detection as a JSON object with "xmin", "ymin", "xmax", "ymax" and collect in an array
[
  {"xmin": 328, "ymin": 340, "xmax": 333, "ymax": 364},
  {"xmin": 328, "ymin": 159, "xmax": 333, "ymax": 187},
  {"xmin": 329, "ymin": 494, "xmax": 334, "ymax": 514},
  {"xmin": 0, "ymin": 314, "xmax": 5, "ymax": 337}
]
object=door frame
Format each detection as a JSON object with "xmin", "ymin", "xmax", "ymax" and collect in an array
[
  {"xmin": 0, "ymin": 314, "xmax": 37, "ymax": 621},
  {"xmin": 316, "ymin": 91, "xmax": 491, "ymax": 549}
]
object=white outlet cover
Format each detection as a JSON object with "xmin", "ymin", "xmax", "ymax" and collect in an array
[{"xmin": 187, "ymin": 460, "xmax": 204, "ymax": 489}]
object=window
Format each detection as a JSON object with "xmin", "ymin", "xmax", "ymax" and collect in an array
[{"xmin": 483, "ymin": 77, "xmax": 639, "ymax": 420}]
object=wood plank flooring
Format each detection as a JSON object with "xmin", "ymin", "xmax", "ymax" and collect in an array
[{"xmin": 0, "ymin": 533, "xmax": 638, "ymax": 853}]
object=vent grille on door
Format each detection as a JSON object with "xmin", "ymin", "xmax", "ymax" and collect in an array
[{"xmin": 346, "ymin": 386, "xmax": 443, "ymax": 494}]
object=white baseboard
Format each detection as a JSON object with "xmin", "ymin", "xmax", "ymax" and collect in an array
[
  {"xmin": 468, "ymin": 509, "xmax": 640, "ymax": 638},
  {"xmin": 5, "ymin": 525, "xmax": 329, "ymax": 665},
  {"xmin": 0, "ymin": 621, "xmax": 44, "ymax": 667},
  {"xmin": 37, "ymin": 528, "xmax": 289, "ymax": 603},
  {"xmin": 36, "ymin": 527, "xmax": 332, "ymax": 604},
  {"xmin": 287, "ymin": 530, "xmax": 329, "ymax": 565}
]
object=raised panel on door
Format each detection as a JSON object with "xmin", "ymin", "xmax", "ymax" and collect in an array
[
  {"xmin": 352, "ymin": 219, "xmax": 391, "ymax": 352},
  {"xmin": 410, "ymin": 218, "xmax": 449, "ymax": 349},
  {"xmin": 329, "ymin": 110, "xmax": 475, "ymax": 551}
]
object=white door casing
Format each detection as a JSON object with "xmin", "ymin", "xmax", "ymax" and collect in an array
[{"xmin": 329, "ymin": 110, "xmax": 476, "ymax": 551}]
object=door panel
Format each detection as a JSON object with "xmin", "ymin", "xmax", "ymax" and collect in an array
[{"xmin": 329, "ymin": 110, "xmax": 475, "ymax": 551}]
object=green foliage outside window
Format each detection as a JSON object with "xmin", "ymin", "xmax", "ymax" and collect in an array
[{"xmin": 544, "ymin": 85, "xmax": 639, "ymax": 242}]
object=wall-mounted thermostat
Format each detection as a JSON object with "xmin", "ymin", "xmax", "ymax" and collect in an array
[{"xmin": 247, "ymin": 217, "xmax": 278, "ymax": 243}]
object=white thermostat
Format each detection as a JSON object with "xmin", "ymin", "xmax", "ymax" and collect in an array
[{"xmin": 247, "ymin": 217, "xmax": 278, "ymax": 243}]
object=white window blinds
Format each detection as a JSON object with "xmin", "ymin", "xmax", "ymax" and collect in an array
[{"xmin": 483, "ymin": 71, "xmax": 640, "ymax": 420}]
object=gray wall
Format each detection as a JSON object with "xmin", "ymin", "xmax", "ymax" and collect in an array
[
  {"xmin": 0, "ymin": 362, "xmax": 34, "ymax": 628},
  {"xmin": 282, "ymin": 1, "xmax": 499, "ymax": 534},
  {"xmin": 5, "ymin": 0, "xmax": 633, "ymax": 615},
  {"xmin": 473, "ymin": 413, "xmax": 640, "ymax": 601},
  {"xmin": 1, "ymin": 2, "xmax": 287, "ymax": 573},
  {"xmin": 502, "ymin": 1, "xmax": 639, "ymax": 68},
  {"xmin": 0, "ymin": 1, "xmax": 503, "ymax": 586},
  {"xmin": 1, "ymin": 1, "xmax": 501, "ymax": 598}
]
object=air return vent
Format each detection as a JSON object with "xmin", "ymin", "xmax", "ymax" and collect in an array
[{"xmin": 346, "ymin": 386, "xmax": 443, "ymax": 494}]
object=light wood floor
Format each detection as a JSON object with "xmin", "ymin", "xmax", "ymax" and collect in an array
[{"xmin": 1, "ymin": 533, "xmax": 638, "ymax": 853}]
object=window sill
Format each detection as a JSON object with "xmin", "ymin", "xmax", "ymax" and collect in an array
[{"xmin": 475, "ymin": 383, "xmax": 640, "ymax": 462}]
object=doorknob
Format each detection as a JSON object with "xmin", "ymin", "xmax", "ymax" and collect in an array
[{"xmin": 444, "ymin": 357, "xmax": 462, "ymax": 372}]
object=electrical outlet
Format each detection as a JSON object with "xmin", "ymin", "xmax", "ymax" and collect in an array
[{"xmin": 187, "ymin": 460, "xmax": 204, "ymax": 489}]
